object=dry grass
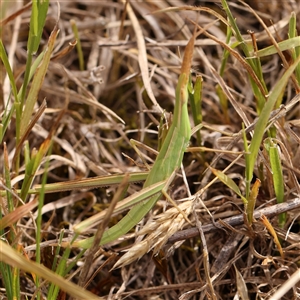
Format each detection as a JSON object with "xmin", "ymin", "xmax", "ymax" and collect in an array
[{"xmin": 1, "ymin": 0, "xmax": 300, "ymax": 299}]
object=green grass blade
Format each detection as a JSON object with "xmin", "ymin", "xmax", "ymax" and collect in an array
[
  {"xmin": 242, "ymin": 123, "xmax": 251, "ymax": 199},
  {"xmin": 220, "ymin": 25, "xmax": 233, "ymax": 76},
  {"xmin": 264, "ymin": 138, "xmax": 285, "ymax": 227},
  {"xmin": 12, "ymin": 247, "xmax": 20, "ymax": 300},
  {"xmin": 0, "ymin": 40, "xmax": 18, "ymax": 142},
  {"xmin": 0, "ymin": 241, "xmax": 103, "ymax": 300},
  {"xmin": 21, "ymin": 0, "xmax": 49, "ymax": 106},
  {"xmin": 217, "ymin": 25, "xmax": 232, "ymax": 123},
  {"xmin": 20, "ymin": 142, "xmax": 36, "ymax": 200},
  {"xmin": 20, "ymin": 26, "xmax": 59, "ymax": 138},
  {"xmin": 221, "ymin": 0, "xmax": 251, "ymax": 57},
  {"xmin": 48, "ymin": 246, "xmax": 72, "ymax": 299},
  {"xmin": 70, "ymin": 19, "xmax": 84, "ymax": 71},
  {"xmin": 17, "ymin": 49, "xmax": 46, "ymax": 105},
  {"xmin": 189, "ymin": 75, "xmax": 203, "ymax": 146},
  {"xmin": 0, "ymin": 102, "xmax": 15, "ymax": 144},
  {"xmin": 221, "ymin": 0, "xmax": 268, "ymax": 111},
  {"xmin": 20, "ymin": 134, "xmax": 54, "ymax": 201},
  {"xmin": 246, "ymin": 54, "xmax": 300, "ymax": 195},
  {"xmin": 247, "ymin": 179, "xmax": 261, "ymax": 225},
  {"xmin": 3, "ymin": 144, "xmax": 13, "ymax": 213},
  {"xmin": 25, "ymin": 0, "xmax": 49, "ymax": 70},
  {"xmin": 35, "ymin": 144, "xmax": 52, "ymax": 300},
  {"xmin": 288, "ymin": 12, "xmax": 300, "ymax": 84},
  {"xmin": 0, "ymin": 262, "xmax": 13, "ymax": 300},
  {"xmin": 210, "ymin": 167, "xmax": 248, "ymax": 205},
  {"xmin": 256, "ymin": 36, "xmax": 300, "ymax": 57},
  {"xmin": 0, "ymin": 40, "xmax": 18, "ymax": 103},
  {"xmin": 0, "ymin": 202, "xmax": 13, "ymax": 299}
]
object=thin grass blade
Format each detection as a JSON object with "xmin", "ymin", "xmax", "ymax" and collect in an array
[
  {"xmin": 0, "ymin": 241, "xmax": 103, "ymax": 300},
  {"xmin": 20, "ymin": 25, "xmax": 59, "ymax": 138},
  {"xmin": 264, "ymin": 138, "xmax": 286, "ymax": 227},
  {"xmin": 246, "ymin": 54, "xmax": 300, "ymax": 196},
  {"xmin": 210, "ymin": 166, "xmax": 248, "ymax": 205}
]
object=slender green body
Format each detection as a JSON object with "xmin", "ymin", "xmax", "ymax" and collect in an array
[
  {"xmin": 100, "ymin": 74, "xmax": 190, "ymax": 244},
  {"xmin": 75, "ymin": 31, "xmax": 195, "ymax": 249},
  {"xmin": 76, "ymin": 73, "xmax": 191, "ymax": 249}
]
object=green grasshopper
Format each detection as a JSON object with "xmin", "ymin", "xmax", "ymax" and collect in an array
[{"xmin": 69, "ymin": 32, "xmax": 195, "ymax": 249}]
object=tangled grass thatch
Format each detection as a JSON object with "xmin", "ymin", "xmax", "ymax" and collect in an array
[{"xmin": 1, "ymin": 1, "xmax": 300, "ymax": 299}]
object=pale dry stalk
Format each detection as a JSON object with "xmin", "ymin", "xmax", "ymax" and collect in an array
[{"xmin": 113, "ymin": 200, "xmax": 193, "ymax": 269}]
